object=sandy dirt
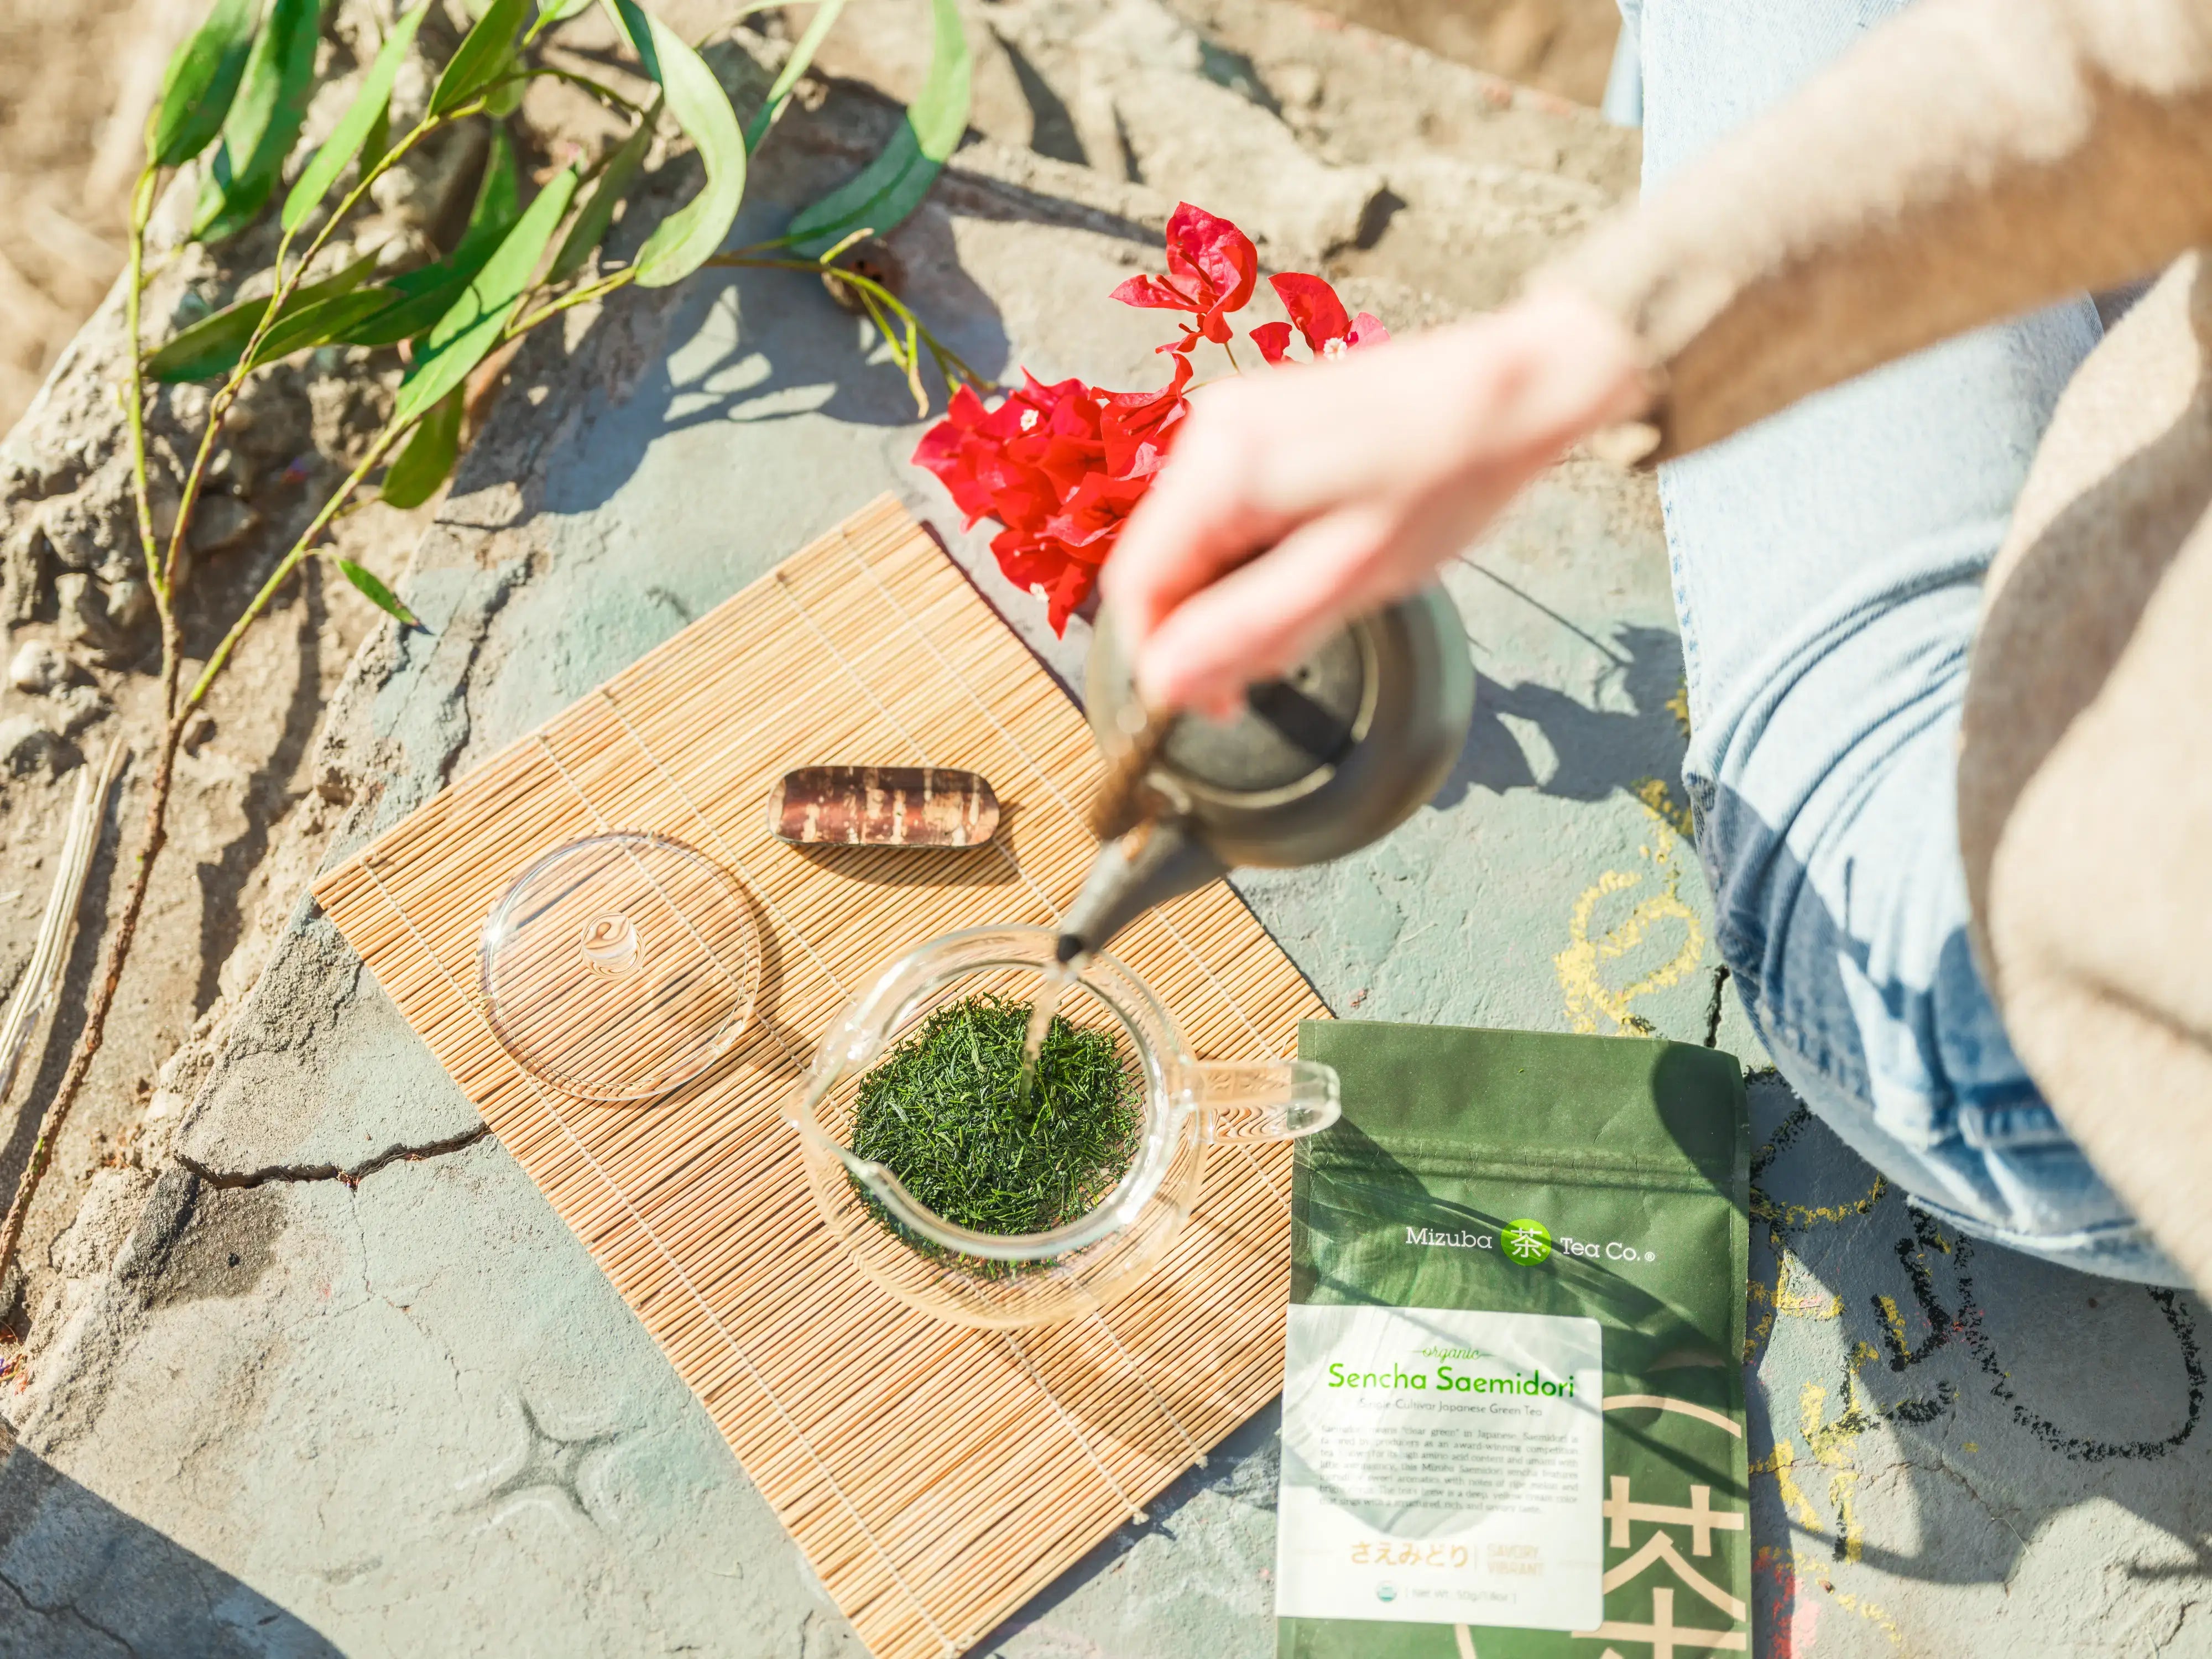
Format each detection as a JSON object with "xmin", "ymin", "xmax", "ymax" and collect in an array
[
  {"xmin": 1306, "ymin": 0, "xmax": 1621, "ymax": 105},
  {"xmin": 0, "ymin": 0, "xmax": 201, "ymax": 430}
]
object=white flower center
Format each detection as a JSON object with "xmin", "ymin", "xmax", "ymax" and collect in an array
[
  {"xmin": 1020, "ymin": 408, "xmax": 1040, "ymax": 431},
  {"xmin": 1322, "ymin": 337, "xmax": 1348, "ymax": 359}
]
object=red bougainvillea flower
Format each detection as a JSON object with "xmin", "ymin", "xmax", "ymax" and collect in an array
[
  {"xmin": 1249, "ymin": 272, "xmax": 1390, "ymax": 363},
  {"xmin": 1109, "ymin": 202, "xmax": 1260, "ymax": 349},
  {"xmin": 912, "ymin": 355, "xmax": 1193, "ymax": 634}
]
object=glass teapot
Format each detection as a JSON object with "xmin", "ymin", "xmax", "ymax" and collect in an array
[{"xmin": 788, "ymin": 926, "xmax": 1340, "ymax": 1328}]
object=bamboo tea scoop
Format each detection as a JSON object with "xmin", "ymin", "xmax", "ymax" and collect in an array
[{"xmin": 767, "ymin": 765, "xmax": 1000, "ymax": 847}]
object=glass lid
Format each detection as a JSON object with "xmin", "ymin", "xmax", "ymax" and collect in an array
[{"xmin": 479, "ymin": 832, "xmax": 760, "ymax": 1102}]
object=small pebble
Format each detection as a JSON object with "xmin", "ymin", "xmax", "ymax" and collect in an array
[
  {"xmin": 188, "ymin": 494, "xmax": 262, "ymax": 555},
  {"xmin": 53, "ymin": 685, "xmax": 110, "ymax": 739},
  {"xmin": 0, "ymin": 714, "xmax": 69, "ymax": 779},
  {"xmin": 7, "ymin": 640, "xmax": 71, "ymax": 696},
  {"xmin": 1275, "ymin": 61, "xmax": 1325, "ymax": 108}
]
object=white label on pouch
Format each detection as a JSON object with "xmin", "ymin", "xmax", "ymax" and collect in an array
[{"xmin": 1275, "ymin": 1305, "xmax": 1603, "ymax": 1629}]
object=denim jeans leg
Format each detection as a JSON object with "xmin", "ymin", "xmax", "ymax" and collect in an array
[{"xmin": 1623, "ymin": 0, "xmax": 2186, "ymax": 1283}]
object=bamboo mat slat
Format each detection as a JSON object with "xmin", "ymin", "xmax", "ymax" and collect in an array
[{"xmin": 312, "ymin": 496, "xmax": 1328, "ymax": 1658}]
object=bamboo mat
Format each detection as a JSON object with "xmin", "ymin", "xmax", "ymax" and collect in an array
[{"xmin": 312, "ymin": 495, "xmax": 1328, "ymax": 1657}]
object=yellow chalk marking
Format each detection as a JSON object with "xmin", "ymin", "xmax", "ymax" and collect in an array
[
  {"xmin": 1875, "ymin": 1294, "xmax": 1911, "ymax": 1359},
  {"xmin": 1752, "ymin": 1172, "xmax": 1888, "ymax": 1232},
  {"xmin": 1556, "ymin": 816, "xmax": 1705, "ymax": 1035},
  {"xmin": 1632, "ymin": 776, "xmax": 1695, "ymax": 839},
  {"xmin": 1800, "ymin": 1378, "xmax": 1880, "ymax": 1565},
  {"xmin": 1744, "ymin": 1249, "xmax": 1843, "ymax": 1363},
  {"xmin": 1750, "ymin": 1442, "xmax": 1822, "ymax": 1533}
]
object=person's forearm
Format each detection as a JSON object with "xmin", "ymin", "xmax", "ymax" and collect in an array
[{"xmin": 1541, "ymin": 0, "xmax": 2212, "ymax": 462}]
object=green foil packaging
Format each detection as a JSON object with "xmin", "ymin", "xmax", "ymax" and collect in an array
[{"xmin": 1278, "ymin": 1021, "xmax": 1750, "ymax": 1657}]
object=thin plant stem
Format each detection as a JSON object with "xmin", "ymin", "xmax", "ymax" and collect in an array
[
  {"xmin": 159, "ymin": 107, "xmax": 468, "ymax": 596},
  {"xmin": 121, "ymin": 164, "xmax": 162, "ymax": 600},
  {"xmin": 744, "ymin": 0, "xmax": 849, "ymax": 152},
  {"xmin": 188, "ymin": 422, "xmax": 408, "ymax": 706},
  {"xmin": 502, "ymin": 267, "xmax": 636, "ymax": 341},
  {"xmin": 505, "ymin": 64, "xmax": 646, "ymax": 118},
  {"xmin": 1220, "ymin": 340, "xmax": 1241, "ymax": 374},
  {"xmin": 707, "ymin": 253, "xmax": 993, "ymax": 394},
  {"xmin": 0, "ymin": 108, "xmax": 463, "ymax": 1292},
  {"xmin": 0, "ymin": 615, "xmax": 181, "ymax": 1303}
]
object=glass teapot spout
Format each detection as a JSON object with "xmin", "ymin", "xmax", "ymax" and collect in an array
[{"xmin": 1055, "ymin": 817, "xmax": 1227, "ymax": 964}]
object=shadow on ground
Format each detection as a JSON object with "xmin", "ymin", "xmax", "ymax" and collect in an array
[
  {"xmin": 0, "ymin": 1449, "xmax": 339, "ymax": 1656},
  {"xmin": 1743, "ymin": 1076, "xmax": 2209, "ymax": 1650}
]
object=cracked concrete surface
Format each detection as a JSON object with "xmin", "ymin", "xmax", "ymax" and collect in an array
[
  {"xmin": 1, "ymin": 4, "xmax": 2208, "ymax": 1656},
  {"xmin": 173, "ymin": 1123, "xmax": 491, "ymax": 1191}
]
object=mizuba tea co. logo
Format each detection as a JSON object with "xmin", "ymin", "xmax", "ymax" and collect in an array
[{"xmin": 1501, "ymin": 1218, "xmax": 1553, "ymax": 1265}]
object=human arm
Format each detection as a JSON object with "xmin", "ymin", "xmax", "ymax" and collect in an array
[{"xmin": 1108, "ymin": 0, "xmax": 2212, "ymax": 713}]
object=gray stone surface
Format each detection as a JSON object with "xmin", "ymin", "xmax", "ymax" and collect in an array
[{"xmin": 1, "ymin": 8, "xmax": 2208, "ymax": 1658}]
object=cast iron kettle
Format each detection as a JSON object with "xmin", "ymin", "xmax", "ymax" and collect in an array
[{"xmin": 1058, "ymin": 584, "xmax": 1475, "ymax": 958}]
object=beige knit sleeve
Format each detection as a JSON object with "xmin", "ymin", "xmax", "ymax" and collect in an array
[{"xmin": 1538, "ymin": 0, "xmax": 2212, "ymax": 463}]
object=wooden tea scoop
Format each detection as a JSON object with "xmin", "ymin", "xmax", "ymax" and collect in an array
[
  {"xmin": 1086, "ymin": 704, "xmax": 1181, "ymax": 842},
  {"xmin": 767, "ymin": 766, "xmax": 1000, "ymax": 847}
]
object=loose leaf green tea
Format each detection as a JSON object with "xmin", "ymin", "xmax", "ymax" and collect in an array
[{"xmin": 851, "ymin": 993, "xmax": 1141, "ymax": 1236}]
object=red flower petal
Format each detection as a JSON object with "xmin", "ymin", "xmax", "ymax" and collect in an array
[
  {"xmin": 1165, "ymin": 202, "xmax": 1258, "ymax": 319},
  {"xmin": 1249, "ymin": 321, "xmax": 1293, "ymax": 364},
  {"xmin": 1109, "ymin": 273, "xmax": 1198, "ymax": 313},
  {"xmin": 1270, "ymin": 272, "xmax": 1351, "ymax": 353},
  {"xmin": 1348, "ymin": 312, "xmax": 1391, "ymax": 348}
]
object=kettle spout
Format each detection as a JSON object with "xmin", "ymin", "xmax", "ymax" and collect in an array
[{"xmin": 1056, "ymin": 818, "xmax": 1227, "ymax": 964}]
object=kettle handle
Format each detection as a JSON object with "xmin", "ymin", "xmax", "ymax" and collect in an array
[{"xmin": 1190, "ymin": 1059, "xmax": 1342, "ymax": 1144}]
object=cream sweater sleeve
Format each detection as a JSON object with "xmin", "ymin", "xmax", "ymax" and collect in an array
[{"xmin": 1538, "ymin": 0, "xmax": 2212, "ymax": 462}]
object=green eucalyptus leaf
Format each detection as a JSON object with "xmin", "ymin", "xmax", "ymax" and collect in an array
[
  {"xmin": 602, "ymin": 0, "xmax": 744, "ymax": 288},
  {"xmin": 144, "ymin": 247, "xmax": 382, "ymax": 381},
  {"xmin": 379, "ymin": 388, "xmax": 464, "ymax": 508},
  {"xmin": 359, "ymin": 98, "xmax": 392, "ymax": 173},
  {"xmin": 336, "ymin": 558, "xmax": 428, "ymax": 629},
  {"xmin": 545, "ymin": 100, "xmax": 656, "ymax": 284},
  {"xmin": 328, "ymin": 126, "xmax": 525, "ymax": 345},
  {"xmin": 149, "ymin": 0, "xmax": 260, "ymax": 169},
  {"xmin": 281, "ymin": 2, "xmax": 428, "ymax": 233},
  {"xmin": 784, "ymin": 0, "xmax": 968, "ymax": 257},
  {"xmin": 451, "ymin": 125, "xmax": 524, "ymax": 268},
  {"xmin": 394, "ymin": 163, "xmax": 579, "ymax": 424},
  {"xmin": 192, "ymin": 0, "xmax": 320, "ymax": 242},
  {"xmin": 246, "ymin": 287, "xmax": 405, "ymax": 365},
  {"xmin": 743, "ymin": 0, "xmax": 847, "ymax": 152},
  {"xmin": 484, "ymin": 70, "xmax": 526, "ymax": 116},
  {"xmin": 430, "ymin": 0, "xmax": 528, "ymax": 115},
  {"xmin": 333, "ymin": 281, "xmax": 455, "ymax": 348}
]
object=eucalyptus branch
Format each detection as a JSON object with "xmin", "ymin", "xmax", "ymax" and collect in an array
[
  {"xmin": 274, "ymin": 101, "xmax": 474, "ymax": 300},
  {"xmin": 159, "ymin": 105, "xmax": 472, "ymax": 595}
]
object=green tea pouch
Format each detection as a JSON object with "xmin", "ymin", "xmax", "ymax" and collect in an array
[{"xmin": 1277, "ymin": 1021, "xmax": 1750, "ymax": 1658}]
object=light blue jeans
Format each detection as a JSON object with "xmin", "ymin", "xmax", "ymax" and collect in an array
[{"xmin": 1615, "ymin": 0, "xmax": 2185, "ymax": 1284}]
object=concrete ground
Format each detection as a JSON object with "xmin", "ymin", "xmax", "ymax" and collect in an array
[{"xmin": 0, "ymin": 5, "xmax": 2207, "ymax": 1657}]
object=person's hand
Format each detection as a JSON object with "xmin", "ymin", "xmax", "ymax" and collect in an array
[{"xmin": 1102, "ymin": 290, "xmax": 1651, "ymax": 716}]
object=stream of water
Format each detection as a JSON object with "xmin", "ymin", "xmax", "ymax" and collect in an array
[{"xmin": 1016, "ymin": 959, "xmax": 1079, "ymax": 1108}]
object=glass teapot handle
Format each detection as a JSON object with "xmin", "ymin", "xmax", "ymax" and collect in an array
[{"xmin": 1189, "ymin": 1060, "xmax": 1341, "ymax": 1144}]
